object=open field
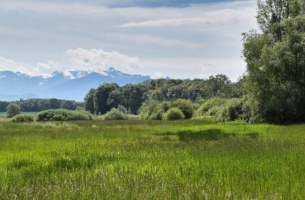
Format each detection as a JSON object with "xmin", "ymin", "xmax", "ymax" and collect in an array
[{"xmin": 1, "ymin": 120, "xmax": 305, "ymax": 199}]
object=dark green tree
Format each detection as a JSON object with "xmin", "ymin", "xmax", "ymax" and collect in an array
[
  {"xmin": 84, "ymin": 88, "xmax": 96, "ymax": 114},
  {"xmin": 94, "ymin": 83, "xmax": 119, "ymax": 114},
  {"xmin": 242, "ymin": 0, "xmax": 305, "ymax": 123}
]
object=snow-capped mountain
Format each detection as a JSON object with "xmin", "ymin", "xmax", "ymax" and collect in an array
[{"xmin": 0, "ymin": 68, "xmax": 150, "ymax": 101}]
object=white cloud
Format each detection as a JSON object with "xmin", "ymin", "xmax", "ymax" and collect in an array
[
  {"xmin": 104, "ymin": 33, "xmax": 202, "ymax": 49},
  {"xmin": 118, "ymin": 18, "xmax": 210, "ymax": 28},
  {"xmin": 65, "ymin": 48, "xmax": 143, "ymax": 73},
  {"xmin": 0, "ymin": 57, "xmax": 66, "ymax": 78},
  {"xmin": 35, "ymin": 61, "xmax": 64, "ymax": 78},
  {"xmin": 139, "ymin": 57, "xmax": 246, "ymax": 81},
  {"xmin": 117, "ymin": 7, "xmax": 256, "ymax": 28},
  {"xmin": 0, "ymin": 57, "xmax": 33, "ymax": 75}
]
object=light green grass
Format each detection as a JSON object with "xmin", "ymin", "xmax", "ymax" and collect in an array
[{"xmin": 0, "ymin": 120, "xmax": 305, "ymax": 199}]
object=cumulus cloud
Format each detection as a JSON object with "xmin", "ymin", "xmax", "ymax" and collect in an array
[
  {"xmin": 34, "ymin": 61, "xmax": 64, "ymax": 78},
  {"xmin": 0, "ymin": 57, "xmax": 33, "ymax": 75},
  {"xmin": 0, "ymin": 57, "xmax": 65, "ymax": 78},
  {"xmin": 65, "ymin": 48, "xmax": 143, "ymax": 73},
  {"xmin": 0, "ymin": 49, "xmax": 144, "ymax": 78}
]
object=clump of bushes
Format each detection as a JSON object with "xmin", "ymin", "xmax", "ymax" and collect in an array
[
  {"xmin": 139, "ymin": 99, "xmax": 193, "ymax": 120},
  {"xmin": 104, "ymin": 108, "xmax": 129, "ymax": 120},
  {"xmin": 11, "ymin": 114, "xmax": 35, "ymax": 122},
  {"xmin": 37, "ymin": 109, "xmax": 93, "ymax": 121},
  {"xmin": 163, "ymin": 107, "xmax": 185, "ymax": 120},
  {"xmin": 197, "ymin": 97, "xmax": 227, "ymax": 115},
  {"xmin": 194, "ymin": 97, "xmax": 262, "ymax": 123},
  {"xmin": 139, "ymin": 100, "xmax": 168, "ymax": 120},
  {"xmin": 171, "ymin": 99, "xmax": 194, "ymax": 119}
]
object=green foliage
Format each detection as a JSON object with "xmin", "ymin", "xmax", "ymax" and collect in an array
[
  {"xmin": 6, "ymin": 103, "xmax": 21, "ymax": 118},
  {"xmin": 198, "ymin": 97, "xmax": 227, "ymax": 115},
  {"xmin": 104, "ymin": 108, "xmax": 129, "ymax": 120},
  {"xmin": 36, "ymin": 109, "xmax": 93, "ymax": 121},
  {"xmin": 0, "ymin": 101, "xmax": 9, "ymax": 112},
  {"xmin": 11, "ymin": 114, "xmax": 35, "ymax": 122},
  {"xmin": 217, "ymin": 98, "xmax": 244, "ymax": 122},
  {"xmin": 94, "ymin": 83, "xmax": 119, "ymax": 115},
  {"xmin": 170, "ymin": 99, "xmax": 194, "ymax": 119},
  {"xmin": 84, "ymin": 88, "xmax": 95, "ymax": 114},
  {"xmin": 117, "ymin": 105, "xmax": 128, "ymax": 114},
  {"xmin": 163, "ymin": 107, "xmax": 185, "ymax": 120},
  {"xmin": 85, "ymin": 75, "xmax": 243, "ymax": 117},
  {"xmin": 1, "ymin": 99, "xmax": 80, "ymax": 113},
  {"xmin": 139, "ymin": 100, "xmax": 166, "ymax": 120},
  {"xmin": 243, "ymin": 1, "xmax": 305, "ymax": 123}
]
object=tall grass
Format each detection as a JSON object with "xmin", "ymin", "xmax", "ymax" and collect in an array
[{"xmin": 0, "ymin": 120, "xmax": 305, "ymax": 199}]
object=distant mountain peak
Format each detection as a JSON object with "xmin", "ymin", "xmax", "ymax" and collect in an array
[{"xmin": 0, "ymin": 68, "xmax": 150, "ymax": 101}]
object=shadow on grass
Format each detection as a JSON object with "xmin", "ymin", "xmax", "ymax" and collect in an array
[
  {"xmin": 162, "ymin": 129, "xmax": 260, "ymax": 142},
  {"xmin": 177, "ymin": 129, "xmax": 230, "ymax": 142}
]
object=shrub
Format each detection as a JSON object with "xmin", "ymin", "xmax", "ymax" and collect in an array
[
  {"xmin": 163, "ymin": 107, "xmax": 185, "ymax": 120},
  {"xmin": 197, "ymin": 97, "xmax": 227, "ymax": 115},
  {"xmin": 11, "ymin": 114, "xmax": 35, "ymax": 122},
  {"xmin": 206, "ymin": 106, "xmax": 224, "ymax": 119},
  {"xmin": 117, "ymin": 105, "xmax": 128, "ymax": 114},
  {"xmin": 241, "ymin": 97, "xmax": 262, "ymax": 123},
  {"xmin": 139, "ymin": 100, "xmax": 165, "ymax": 120},
  {"xmin": 104, "ymin": 108, "xmax": 129, "ymax": 120},
  {"xmin": 170, "ymin": 99, "xmax": 194, "ymax": 119},
  {"xmin": 37, "ymin": 109, "xmax": 93, "ymax": 121},
  {"xmin": 216, "ymin": 98, "xmax": 244, "ymax": 122}
]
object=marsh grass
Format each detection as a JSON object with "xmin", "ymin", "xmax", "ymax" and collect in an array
[{"xmin": 0, "ymin": 120, "xmax": 305, "ymax": 199}]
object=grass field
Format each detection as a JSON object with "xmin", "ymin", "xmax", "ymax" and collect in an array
[{"xmin": 0, "ymin": 120, "xmax": 305, "ymax": 199}]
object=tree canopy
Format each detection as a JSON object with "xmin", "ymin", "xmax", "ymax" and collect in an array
[
  {"xmin": 243, "ymin": 0, "xmax": 305, "ymax": 123},
  {"xmin": 85, "ymin": 76, "xmax": 243, "ymax": 115}
]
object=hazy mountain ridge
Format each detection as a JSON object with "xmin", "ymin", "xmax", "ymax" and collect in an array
[{"xmin": 0, "ymin": 68, "xmax": 150, "ymax": 101}]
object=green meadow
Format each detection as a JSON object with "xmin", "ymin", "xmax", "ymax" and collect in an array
[{"xmin": 1, "ymin": 120, "xmax": 305, "ymax": 199}]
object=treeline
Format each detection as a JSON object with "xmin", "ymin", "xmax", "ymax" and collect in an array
[
  {"xmin": 84, "ymin": 74, "xmax": 244, "ymax": 116},
  {"xmin": 0, "ymin": 98, "xmax": 83, "ymax": 112}
]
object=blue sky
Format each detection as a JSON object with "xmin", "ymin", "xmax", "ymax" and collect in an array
[{"xmin": 0, "ymin": 0, "xmax": 257, "ymax": 80}]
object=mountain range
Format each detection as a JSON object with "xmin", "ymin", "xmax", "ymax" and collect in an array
[{"xmin": 0, "ymin": 68, "xmax": 150, "ymax": 101}]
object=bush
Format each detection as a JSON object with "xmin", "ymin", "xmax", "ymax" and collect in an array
[
  {"xmin": 37, "ymin": 109, "xmax": 93, "ymax": 121},
  {"xmin": 104, "ymin": 108, "xmax": 129, "ymax": 120},
  {"xmin": 117, "ymin": 105, "xmax": 128, "ymax": 114},
  {"xmin": 216, "ymin": 98, "xmax": 244, "ymax": 122},
  {"xmin": 11, "ymin": 114, "xmax": 35, "ymax": 122},
  {"xmin": 163, "ymin": 107, "xmax": 185, "ymax": 120},
  {"xmin": 241, "ymin": 97, "xmax": 262, "ymax": 123},
  {"xmin": 139, "ymin": 100, "xmax": 166, "ymax": 120},
  {"xmin": 206, "ymin": 106, "xmax": 224, "ymax": 119},
  {"xmin": 197, "ymin": 97, "xmax": 227, "ymax": 115},
  {"xmin": 170, "ymin": 99, "xmax": 194, "ymax": 119}
]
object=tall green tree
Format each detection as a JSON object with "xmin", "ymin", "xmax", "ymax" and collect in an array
[
  {"xmin": 94, "ymin": 83, "xmax": 119, "ymax": 114},
  {"xmin": 243, "ymin": 0, "xmax": 305, "ymax": 123},
  {"xmin": 6, "ymin": 103, "xmax": 21, "ymax": 118},
  {"xmin": 84, "ymin": 88, "xmax": 96, "ymax": 114}
]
